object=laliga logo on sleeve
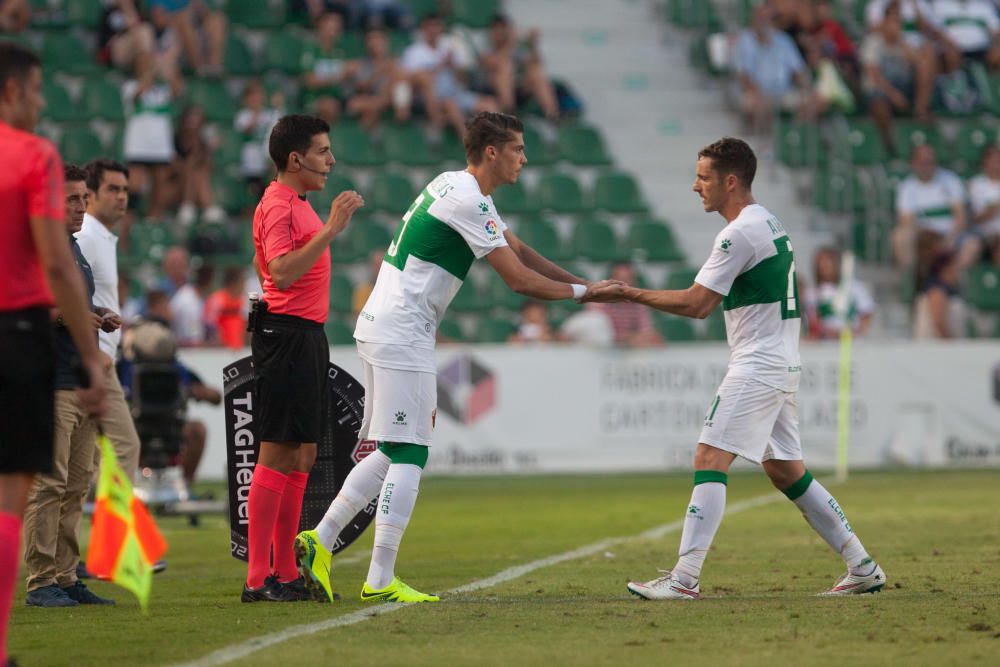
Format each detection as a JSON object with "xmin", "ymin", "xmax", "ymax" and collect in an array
[{"xmin": 484, "ymin": 219, "xmax": 499, "ymax": 240}]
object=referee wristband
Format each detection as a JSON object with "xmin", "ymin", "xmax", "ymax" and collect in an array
[{"xmin": 570, "ymin": 284, "xmax": 587, "ymax": 300}]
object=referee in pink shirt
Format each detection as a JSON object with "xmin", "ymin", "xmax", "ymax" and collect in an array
[{"xmin": 243, "ymin": 115, "xmax": 363, "ymax": 602}]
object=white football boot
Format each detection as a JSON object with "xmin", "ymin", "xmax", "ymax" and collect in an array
[
  {"xmin": 627, "ymin": 570, "xmax": 700, "ymax": 600},
  {"xmin": 820, "ymin": 561, "xmax": 886, "ymax": 596}
]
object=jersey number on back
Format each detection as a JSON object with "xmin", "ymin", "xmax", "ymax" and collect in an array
[
  {"xmin": 387, "ymin": 193, "xmax": 425, "ymax": 258},
  {"xmin": 775, "ymin": 238, "xmax": 800, "ymax": 320}
]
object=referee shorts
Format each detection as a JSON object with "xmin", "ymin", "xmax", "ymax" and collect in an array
[
  {"xmin": 0, "ymin": 307, "xmax": 56, "ymax": 474},
  {"xmin": 252, "ymin": 312, "xmax": 328, "ymax": 444}
]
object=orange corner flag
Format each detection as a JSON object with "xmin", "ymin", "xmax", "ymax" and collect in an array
[{"xmin": 88, "ymin": 435, "xmax": 167, "ymax": 611}]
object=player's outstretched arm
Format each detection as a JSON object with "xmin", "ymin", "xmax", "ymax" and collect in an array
[
  {"xmin": 620, "ymin": 282, "xmax": 723, "ymax": 320},
  {"xmin": 503, "ymin": 229, "xmax": 589, "ymax": 285},
  {"xmin": 487, "ymin": 246, "xmax": 583, "ymax": 300}
]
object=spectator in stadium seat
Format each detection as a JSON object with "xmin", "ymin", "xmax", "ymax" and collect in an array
[
  {"xmin": 158, "ymin": 245, "xmax": 189, "ymax": 300},
  {"xmin": 508, "ymin": 300, "xmax": 558, "ymax": 343},
  {"xmin": 236, "ymin": 80, "xmax": 284, "ymax": 200},
  {"xmin": 345, "ymin": 27, "xmax": 409, "ymax": 128},
  {"xmin": 865, "ymin": 0, "xmax": 938, "ymax": 121},
  {"xmin": 171, "ymin": 263, "xmax": 213, "ymax": 346},
  {"xmin": 913, "ymin": 250, "xmax": 967, "ymax": 338},
  {"xmin": 291, "ymin": 0, "xmax": 351, "ymax": 26},
  {"xmin": 798, "ymin": 1, "xmax": 861, "ymax": 112},
  {"xmin": 934, "ymin": 0, "xmax": 1000, "ymax": 73},
  {"xmin": 147, "ymin": 0, "xmax": 226, "ymax": 77},
  {"xmin": 969, "ymin": 145, "xmax": 1000, "ymax": 244},
  {"xmin": 301, "ymin": 12, "xmax": 358, "ymax": 124},
  {"xmin": 733, "ymin": 4, "xmax": 822, "ymax": 136},
  {"xmin": 203, "ymin": 266, "xmax": 247, "ymax": 349},
  {"xmin": 891, "ymin": 144, "xmax": 978, "ymax": 275},
  {"xmin": 478, "ymin": 14, "xmax": 560, "ymax": 121},
  {"xmin": 861, "ymin": 3, "xmax": 927, "ymax": 154},
  {"xmin": 803, "ymin": 246, "xmax": 875, "ymax": 340},
  {"xmin": 97, "ymin": 1, "xmax": 160, "ymax": 76},
  {"xmin": 559, "ymin": 304, "xmax": 615, "ymax": 346},
  {"xmin": 591, "ymin": 262, "xmax": 664, "ymax": 347},
  {"xmin": 0, "ymin": 0, "xmax": 30, "ymax": 32},
  {"xmin": 173, "ymin": 105, "xmax": 225, "ymax": 226},
  {"xmin": 402, "ymin": 12, "xmax": 499, "ymax": 140}
]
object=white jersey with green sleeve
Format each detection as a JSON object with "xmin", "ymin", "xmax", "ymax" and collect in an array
[
  {"xmin": 354, "ymin": 170, "xmax": 508, "ymax": 371},
  {"xmin": 694, "ymin": 203, "xmax": 802, "ymax": 392}
]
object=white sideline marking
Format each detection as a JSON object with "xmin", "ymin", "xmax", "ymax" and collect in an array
[{"xmin": 172, "ymin": 492, "xmax": 783, "ymax": 667}]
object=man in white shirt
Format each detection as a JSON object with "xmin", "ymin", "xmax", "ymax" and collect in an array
[
  {"xmin": 969, "ymin": 145, "xmax": 1000, "ymax": 240},
  {"xmin": 170, "ymin": 263, "xmax": 213, "ymax": 346},
  {"xmin": 933, "ymin": 0, "xmax": 1000, "ymax": 70},
  {"xmin": 74, "ymin": 159, "xmax": 141, "ymax": 481}
]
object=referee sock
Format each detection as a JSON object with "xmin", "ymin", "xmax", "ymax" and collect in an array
[
  {"xmin": 785, "ymin": 471, "xmax": 871, "ymax": 572},
  {"xmin": 246, "ymin": 464, "xmax": 287, "ymax": 589},
  {"xmin": 316, "ymin": 448, "xmax": 391, "ymax": 550},
  {"xmin": 0, "ymin": 512, "xmax": 23, "ymax": 663},
  {"xmin": 274, "ymin": 471, "xmax": 309, "ymax": 583},
  {"xmin": 367, "ymin": 463, "xmax": 422, "ymax": 590},
  {"xmin": 674, "ymin": 471, "xmax": 728, "ymax": 588}
]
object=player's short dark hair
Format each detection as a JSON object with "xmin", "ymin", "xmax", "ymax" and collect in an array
[
  {"xmin": 698, "ymin": 137, "xmax": 757, "ymax": 188},
  {"xmin": 146, "ymin": 289, "xmax": 170, "ymax": 310},
  {"xmin": 268, "ymin": 114, "xmax": 330, "ymax": 172},
  {"xmin": 64, "ymin": 163, "xmax": 87, "ymax": 184},
  {"xmin": 84, "ymin": 158, "xmax": 129, "ymax": 192},
  {"xmin": 420, "ymin": 11, "xmax": 443, "ymax": 25},
  {"xmin": 0, "ymin": 42, "xmax": 40, "ymax": 91},
  {"xmin": 490, "ymin": 14, "xmax": 510, "ymax": 27},
  {"xmin": 464, "ymin": 112, "xmax": 524, "ymax": 165}
]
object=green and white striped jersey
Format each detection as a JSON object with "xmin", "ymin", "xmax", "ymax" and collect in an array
[
  {"xmin": 694, "ymin": 204, "xmax": 802, "ymax": 392},
  {"xmin": 354, "ymin": 170, "xmax": 508, "ymax": 371}
]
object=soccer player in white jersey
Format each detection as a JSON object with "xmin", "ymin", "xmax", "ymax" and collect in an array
[
  {"xmin": 295, "ymin": 112, "xmax": 604, "ymax": 603},
  {"xmin": 586, "ymin": 137, "xmax": 886, "ymax": 600}
]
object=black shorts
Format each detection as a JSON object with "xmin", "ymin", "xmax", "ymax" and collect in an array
[
  {"xmin": 0, "ymin": 308, "xmax": 56, "ymax": 474},
  {"xmin": 252, "ymin": 312, "xmax": 328, "ymax": 444}
]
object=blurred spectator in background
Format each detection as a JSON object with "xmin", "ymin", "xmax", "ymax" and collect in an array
[
  {"xmin": 892, "ymin": 144, "xmax": 977, "ymax": 276},
  {"xmin": 592, "ymin": 262, "xmax": 664, "ymax": 347},
  {"xmin": 733, "ymin": 3, "xmax": 821, "ymax": 136},
  {"xmin": 913, "ymin": 250, "xmax": 967, "ymax": 339},
  {"xmin": 147, "ymin": 0, "xmax": 226, "ymax": 77},
  {"xmin": 203, "ymin": 267, "xmax": 247, "ymax": 349},
  {"xmin": 235, "ymin": 80, "xmax": 283, "ymax": 199},
  {"xmin": 803, "ymin": 246, "xmax": 875, "ymax": 340},
  {"xmin": 352, "ymin": 249, "xmax": 383, "ymax": 317},
  {"xmin": 865, "ymin": 0, "xmax": 937, "ymax": 121},
  {"xmin": 969, "ymin": 145, "xmax": 1000, "ymax": 245},
  {"xmin": 478, "ymin": 14, "xmax": 559, "ymax": 121},
  {"xmin": 560, "ymin": 304, "xmax": 614, "ymax": 346},
  {"xmin": 171, "ymin": 264, "xmax": 213, "ymax": 346},
  {"xmin": 97, "ymin": 1, "xmax": 158, "ymax": 76},
  {"xmin": 799, "ymin": 0, "xmax": 860, "ymax": 113},
  {"xmin": 933, "ymin": 0, "xmax": 1000, "ymax": 73},
  {"xmin": 122, "ymin": 65, "xmax": 182, "ymax": 220},
  {"xmin": 117, "ymin": 269, "xmax": 144, "ymax": 321},
  {"xmin": 173, "ymin": 105, "xmax": 224, "ymax": 226},
  {"xmin": 292, "ymin": 0, "xmax": 351, "ymax": 26},
  {"xmin": 0, "ymin": 0, "xmax": 29, "ymax": 32},
  {"xmin": 301, "ymin": 12, "xmax": 357, "ymax": 124},
  {"xmin": 345, "ymin": 27, "xmax": 408, "ymax": 128},
  {"xmin": 158, "ymin": 246, "xmax": 189, "ymax": 299},
  {"xmin": 508, "ymin": 300, "xmax": 558, "ymax": 343},
  {"xmin": 861, "ymin": 2, "xmax": 927, "ymax": 154},
  {"xmin": 355, "ymin": 0, "xmax": 411, "ymax": 31},
  {"xmin": 402, "ymin": 12, "xmax": 498, "ymax": 140}
]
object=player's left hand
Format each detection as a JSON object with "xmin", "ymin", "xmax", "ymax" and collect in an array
[
  {"xmin": 100, "ymin": 311, "xmax": 123, "ymax": 333},
  {"xmin": 581, "ymin": 280, "xmax": 626, "ymax": 303}
]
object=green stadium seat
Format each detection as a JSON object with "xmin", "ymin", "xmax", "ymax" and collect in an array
[
  {"xmin": 330, "ymin": 122, "xmax": 384, "ymax": 166},
  {"xmin": 655, "ymin": 314, "xmax": 696, "ymax": 342},
  {"xmin": 521, "ymin": 123, "xmax": 558, "ymax": 166},
  {"xmin": 841, "ymin": 119, "xmax": 886, "ymax": 165},
  {"xmin": 664, "ymin": 267, "xmax": 699, "ymax": 290},
  {"xmin": 212, "ymin": 175, "xmax": 253, "ymax": 214},
  {"xmin": 186, "ymin": 78, "xmax": 238, "ymax": 123},
  {"xmin": 513, "ymin": 216, "xmax": 568, "ymax": 261},
  {"xmin": 214, "ymin": 127, "xmax": 246, "ymax": 168},
  {"xmin": 437, "ymin": 128, "xmax": 466, "ymax": 164},
  {"xmin": 42, "ymin": 32, "xmax": 99, "ymax": 75},
  {"xmin": 954, "ymin": 121, "xmax": 997, "ymax": 164},
  {"xmin": 223, "ymin": 34, "xmax": 257, "ymax": 77},
  {"xmin": 382, "ymin": 123, "xmax": 437, "ymax": 166},
  {"xmin": 775, "ymin": 117, "xmax": 823, "ymax": 168},
  {"xmin": 626, "ymin": 220, "xmax": 685, "ymax": 262},
  {"xmin": 488, "ymin": 274, "xmax": 527, "ymax": 312},
  {"xmin": 891, "ymin": 122, "xmax": 946, "ymax": 162},
  {"xmin": 351, "ymin": 223, "xmax": 392, "ymax": 259},
  {"xmin": 263, "ymin": 32, "xmax": 304, "ymax": 75},
  {"xmin": 226, "ymin": 0, "xmax": 286, "ymax": 29},
  {"xmin": 81, "ymin": 79, "xmax": 126, "ymax": 122},
  {"xmin": 438, "ymin": 318, "xmax": 466, "ymax": 342},
  {"xmin": 814, "ymin": 168, "xmax": 870, "ymax": 213},
  {"xmin": 571, "ymin": 218, "xmax": 620, "ymax": 262},
  {"xmin": 475, "ymin": 316, "xmax": 517, "ymax": 343},
  {"xmin": 536, "ymin": 172, "xmax": 586, "ymax": 213},
  {"xmin": 450, "ymin": 0, "xmax": 499, "ymax": 28},
  {"xmin": 324, "ymin": 319, "xmax": 356, "ymax": 344},
  {"xmin": 66, "ymin": 0, "xmax": 103, "ymax": 29},
  {"xmin": 341, "ymin": 32, "xmax": 365, "ymax": 60},
  {"xmin": 963, "ymin": 264, "xmax": 1000, "ymax": 311},
  {"xmin": 42, "ymin": 80, "xmax": 81, "ymax": 122},
  {"xmin": 329, "ymin": 274, "xmax": 354, "ymax": 314},
  {"xmin": 311, "ymin": 172, "xmax": 359, "ymax": 215},
  {"xmin": 450, "ymin": 279, "xmax": 486, "ymax": 313},
  {"xmin": 702, "ymin": 307, "xmax": 727, "ymax": 341},
  {"xmin": 593, "ymin": 171, "xmax": 647, "ymax": 213},
  {"xmin": 370, "ymin": 171, "xmax": 416, "ymax": 213},
  {"xmin": 557, "ymin": 124, "xmax": 612, "ymax": 166},
  {"xmin": 59, "ymin": 129, "xmax": 104, "ymax": 166},
  {"xmin": 29, "ymin": 0, "xmax": 67, "ymax": 30},
  {"xmin": 491, "ymin": 180, "xmax": 537, "ymax": 215}
]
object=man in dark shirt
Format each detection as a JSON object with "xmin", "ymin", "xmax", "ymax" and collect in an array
[{"xmin": 21, "ymin": 164, "xmax": 120, "ymax": 608}]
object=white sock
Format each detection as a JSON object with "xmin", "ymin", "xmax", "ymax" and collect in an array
[
  {"xmin": 316, "ymin": 449, "xmax": 391, "ymax": 550},
  {"xmin": 674, "ymin": 476, "xmax": 727, "ymax": 588},
  {"xmin": 366, "ymin": 463, "xmax": 422, "ymax": 590},
  {"xmin": 790, "ymin": 475, "xmax": 871, "ymax": 571}
]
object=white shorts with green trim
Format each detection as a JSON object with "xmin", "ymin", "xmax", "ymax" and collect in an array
[
  {"xmin": 359, "ymin": 358, "xmax": 436, "ymax": 447},
  {"xmin": 697, "ymin": 374, "xmax": 801, "ymax": 464}
]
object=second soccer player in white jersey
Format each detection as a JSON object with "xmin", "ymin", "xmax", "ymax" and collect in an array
[
  {"xmin": 587, "ymin": 137, "xmax": 886, "ymax": 600},
  {"xmin": 295, "ymin": 112, "xmax": 607, "ymax": 603}
]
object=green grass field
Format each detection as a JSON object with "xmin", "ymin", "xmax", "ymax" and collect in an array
[{"xmin": 9, "ymin": 469, "xmax": 1000, "ymax": 667}]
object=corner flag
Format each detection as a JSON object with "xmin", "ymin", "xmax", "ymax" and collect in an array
[{"xmin": 87, "ymin": 435, "xmax": 167, "ymax": 611}]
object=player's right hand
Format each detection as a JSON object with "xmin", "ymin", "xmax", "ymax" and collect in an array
[
  {"xmin": 581, "ymin": 280, "xmax": 626, "ymax": 303},
  {"xmin": 327, "ymin": 190, "xmax": 365, "ymax": 235},
  {"xmin": 78, "ymin": 357, "xmax": 108, "ymax": 418}
]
